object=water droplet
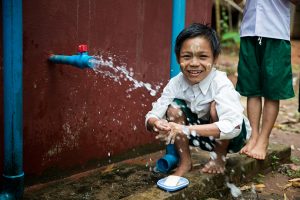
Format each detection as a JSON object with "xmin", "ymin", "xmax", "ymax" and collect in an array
[
  {"xmin": 191, "ymin": 130, "xmax": 197, "ymax": 137},
  {"xmin": 193, "ymin": 140, "xmax": 200, "ymax": 146},
  {"xmin": 150, "ymin": 90, "xmax": 156, "ymax": 96},
  {"xmin": 133, "ymin": 125, "xmax": 137, "ymax": 131},
  {"xmin": 209, "ymin": 151, "xmax": 217, "ymax": 160},
  {"xmin": 226, "ymin": 182, "xmax": 241, "ymax": 197}
]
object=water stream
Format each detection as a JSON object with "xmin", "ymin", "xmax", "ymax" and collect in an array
[{"xmin": 89, "ymin": 55, "xmax": 162, "ymax": 97}]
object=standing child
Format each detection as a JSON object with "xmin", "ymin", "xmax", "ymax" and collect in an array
[
  {"xmin": 235, "ymin": 0, "xmax": 295, "ymax": 160},
  {"xmin": 145, "ymin": 23, "xmax": 251, "ymax": 176}
]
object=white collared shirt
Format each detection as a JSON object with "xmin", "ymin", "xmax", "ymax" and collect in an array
[
  {"xmin": 240, "ymin": 0, "xmax": 290, "ymax": 41},
  {"xmin": 145, "ymin": 68, "xmax": 251, "ymax": 140}
]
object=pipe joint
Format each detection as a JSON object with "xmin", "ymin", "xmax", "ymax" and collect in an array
[{"xmin": 0, "ymin": 174, "xmax": 24, "ymax": 200}]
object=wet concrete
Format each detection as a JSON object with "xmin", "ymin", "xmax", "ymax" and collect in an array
[{"xmin": 24, "ymin": 143, "xmax": 291, "ymax": 200}]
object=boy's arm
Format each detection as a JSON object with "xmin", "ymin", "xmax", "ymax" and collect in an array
[
  {"xmin": 145, "ymin": 77, "xmax": 178, "ymax": 131},
  {"xmin": 188, "ymin": 123, "xmax": 221, "ymax": 138},
  {"xmin": 169, "ymin": 120, "xmax": 241, "ymax": 139},
  {"xmin": 211, "ymin": 77, "xmax": 245, "ymax": 140},
  {"xmin": 168, "ymin": 122, "xmax": 221, "ymax": 138}
]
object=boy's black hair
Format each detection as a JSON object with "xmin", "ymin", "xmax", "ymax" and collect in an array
[{"xmin": 175, "ymin": 23, "xmax": 221, "ymax": 60}]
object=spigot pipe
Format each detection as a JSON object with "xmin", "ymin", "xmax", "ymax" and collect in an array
[
  {"xmin": 49, "ymin": 45, "xmax": 97, "ymax": 69},
  {"xmin": 49, "ymin": 53, "xmax": 94, "ymax": 69}
]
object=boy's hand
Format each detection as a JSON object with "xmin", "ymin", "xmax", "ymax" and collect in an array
[
  {"xmin": 153, "ymin": 119, "xmax": 171, "ymax": 133},
  {"xmin": 153, "ymin": 119, "xmax": 173, "ymax": 143},
  {"xmin": 167, "ymin": 122, "xmax": 185, "ymax": 144},
  {"xmin": 168, "ymin": 122, "xmax": 184, "ymax": 133},
  {"xmin": 158, "ymin": 122, "xmax": 190, "ymax": 144},
  {"xmin": 152, "ymin": 120, "xmax": 190, "ymax": 144}
]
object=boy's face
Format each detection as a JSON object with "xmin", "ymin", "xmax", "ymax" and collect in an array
[{"xmin": 179, "ymin": 36, "xmax": 216, "ymax": 85}]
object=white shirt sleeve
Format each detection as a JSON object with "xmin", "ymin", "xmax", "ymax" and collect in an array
[
  {"xmin": 145, "ymin": 78, "xmax": 177, "ymax": 125},
  {"xmin": 213, "ymin": 79, "xmax": 244, "ymax": 140}
]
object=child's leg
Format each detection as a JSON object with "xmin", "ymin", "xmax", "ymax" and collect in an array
[
  {"xmin": 209, "ymin": 101, "xmax": 218, "ymax": 123},
  {"xmin": 173, "ymin": 133, "xmax": 193, "ymax": 176},
  {"xmin": 248, "ymin": 98, "xmax": 279, "ymax": 160},
  {"xmin": 166, "ymin": 105, "xmax": 192, "ymax": 176},
  {"xmin": 202, "ymin": 101, "xmax": 228, "ymax": 174},
  {"xmin": 201, "ymin": 140, "xmax": 229, "ymax": 174},
  {"xmin": 240, "ymin": 96, "xmax": 262, "ymax": 155}
]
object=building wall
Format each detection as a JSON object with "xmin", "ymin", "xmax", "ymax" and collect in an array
[{"xmin": 0, "ymin": 0, "xmax": 212, "ymax": 184}]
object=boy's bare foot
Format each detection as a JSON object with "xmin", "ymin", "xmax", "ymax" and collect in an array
[
  {"xmin": 201, "ymin": 158, "xmax": 225, "ymax": 174},
  {"xmin": 240, "ymin": 135, "xmax": 257, "ymax": 155},
  {"xmin": 248, "ymin": 139, "xmax": 269, "ymax": 160},
  {"xmin": 172, "ymin": 162, "xmax": 192, "ymax": 177}
]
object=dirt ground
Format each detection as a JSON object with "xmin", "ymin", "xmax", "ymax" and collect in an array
[{"xmin": 218, "ymin": 40, "xmax": 300, "ymax": 200}]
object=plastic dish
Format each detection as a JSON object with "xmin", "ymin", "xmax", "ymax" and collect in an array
[{"xmin": 157, "ymin": 176, "xmax": 189, "ymax": 192}]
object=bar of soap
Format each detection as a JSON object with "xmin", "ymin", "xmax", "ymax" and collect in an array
[{"xmin": 164, "ymin": 175, "xmax": 181, "ymax": 187}]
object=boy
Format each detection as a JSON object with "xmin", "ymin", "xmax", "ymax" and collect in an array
[
  {"xmin": 145, "ymin": 23, "xmax": 251, "ymax": 176},
  {"xmin": 234, "ymin": 0, "xmax": 295, "ymax": 160}
]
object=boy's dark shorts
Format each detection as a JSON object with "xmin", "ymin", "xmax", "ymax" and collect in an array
[
  {"xmin": 236, "ymin": 37, "xmax": 294, "ymax": 100},
  {"xmin": 172, "ymin": 99, "xmax": 247, "ymax": 153}
]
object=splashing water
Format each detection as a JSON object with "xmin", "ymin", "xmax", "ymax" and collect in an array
[
  {"xmin": 89, "ymin": 55, "xmax": 161, "ymax": 96},
  {"xmin": 226, "ymin": 182, "xmax": 242, "ymax": 198},
  {"xmin": 209, "ymin": 151, "xmax": 217, "ymax": 160}
]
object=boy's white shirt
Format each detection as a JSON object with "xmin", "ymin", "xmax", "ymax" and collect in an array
[{"xmin": 145, "ymin": 68, "xmax": 251, "ymax": 140}]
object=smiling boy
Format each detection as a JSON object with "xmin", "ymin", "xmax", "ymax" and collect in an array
[{"xmin": 145, "ymin": 23, "xmax": 251, "ymax": 176}]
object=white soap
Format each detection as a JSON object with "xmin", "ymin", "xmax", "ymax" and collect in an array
[{"xmin": 164, "ymin": 175, "xmax": 181, "ymax": 187}]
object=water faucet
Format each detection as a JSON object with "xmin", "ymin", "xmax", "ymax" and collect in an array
[{"xmin": 49, "ymin": 44, "xmax": 97, "ymax": 69}]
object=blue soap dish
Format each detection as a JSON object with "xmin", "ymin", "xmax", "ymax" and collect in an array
[{"xmin": 157, "ymin": 176, "xmax": 189, "ymax": 192}]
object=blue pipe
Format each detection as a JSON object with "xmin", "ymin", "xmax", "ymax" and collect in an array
[
  {"xmin": 170, "ymin": 0, "xmax": 186, "ymax": 78},
  {"xmin": 155, "ymin": 0, "xmax": 186, "ymax": 174},
  {"xmin": 156, "ymin": 144, "xmax": 179, "ymax": 173},
  {"xmin": 1, "ymin": 0, "xmax": 24, "ymax": 199},
  {"xmin": 49, "ymin": 45, "xmax": 97, "ymax": 69}
]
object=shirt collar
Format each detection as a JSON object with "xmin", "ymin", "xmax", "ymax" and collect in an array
[
  {"xmin": 199, "ymin": 68, "xmax": 216, "ymax": 95},
  {"xmin": 180, "ymin": 68, "xmax": 216, "ymax": 95}
]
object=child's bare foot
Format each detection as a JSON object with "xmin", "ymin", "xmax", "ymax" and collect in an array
[
  {"xmin": 172, "ymin": 162, "xmax": 192, "ymax": 177},
  {"xmin": 240, "ymin": 135, "xmax": 257, "ymax": 155},
  {"xmin": 248, "ymin": 139, "xmax": 269, "ymax": 160},
  {"xmin": 201, "ymin": 158, "xmax": 225, "ymax": 174}
]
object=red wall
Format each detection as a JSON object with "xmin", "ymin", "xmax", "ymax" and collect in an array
[{"xmin": 0, "ymin": 0, "xmax": 212, "ymax": 182}]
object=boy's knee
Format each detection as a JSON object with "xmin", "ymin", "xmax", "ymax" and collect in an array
[{"xmin": 166, "ymin": 105, "xmax": 186, "ymax": 123}]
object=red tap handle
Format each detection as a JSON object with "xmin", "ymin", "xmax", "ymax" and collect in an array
[{"xmin": 78, "ymin": 44, "xmax": 88, "ymax": 53}]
